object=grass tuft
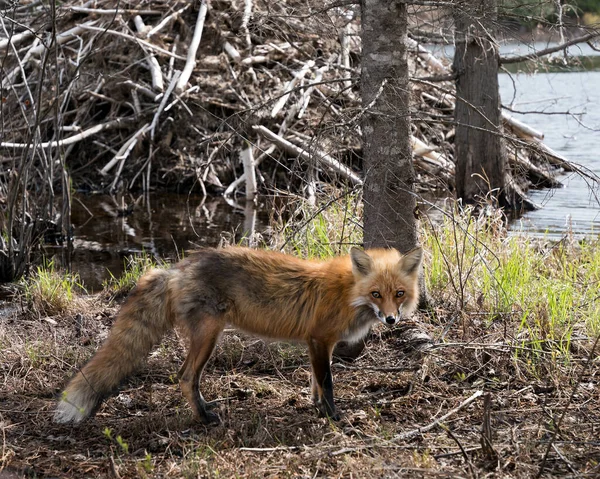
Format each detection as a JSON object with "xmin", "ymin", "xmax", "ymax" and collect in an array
[
  {"xmin": 275, "ymin": 193, "xmax": 363, "ymax": 259},
  {"xmin": 20, "ymin": 260, "xmax": 85, "ymax": 317},
  {"xmin": 102, "ymin": 252, "xmax": 164, "ymax": 300}
]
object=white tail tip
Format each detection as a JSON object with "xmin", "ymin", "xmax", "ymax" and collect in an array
[{"xmin": 54, "ymin": 391, "xmax": 94, "ymax": 424}]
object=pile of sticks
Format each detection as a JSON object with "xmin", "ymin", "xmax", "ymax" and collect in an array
[{"xmin": 0, "ymin": 0, "xmax": 571, "ymax": 204}]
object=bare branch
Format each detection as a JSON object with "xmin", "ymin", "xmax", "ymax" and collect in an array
[{"xmin": 500, "ymin": 32, "xmax": 600, "ymax": 64}]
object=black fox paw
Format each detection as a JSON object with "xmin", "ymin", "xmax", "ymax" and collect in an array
[
  {"xmin": 198, "ymin": 410, "xmax": 221, "ymax": 426},
  {"xmin": 315, "ymin": 402, "xmax": 340, "ymax": 421}
]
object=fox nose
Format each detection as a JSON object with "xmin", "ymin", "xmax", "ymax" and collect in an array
[{"xmin": 385, "ymin": 316, "xmax": 396, "ymax": 325}]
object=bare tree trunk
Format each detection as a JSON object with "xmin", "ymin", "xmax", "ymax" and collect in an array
[
  {"xmin": 361, "ymin": 0, "xmax": 416, "ymax": 252},
  {"xmin": 453, "ymin": 0, "xmax": 507, "ymax": 207},
  {"xmin": 335, "ymin": 0, "xmax": 426, "ymax": 361}
]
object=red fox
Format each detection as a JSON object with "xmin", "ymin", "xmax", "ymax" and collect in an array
[{"xmin": 54, "ymin": 246, "xmax": 422, "ymax": 425}]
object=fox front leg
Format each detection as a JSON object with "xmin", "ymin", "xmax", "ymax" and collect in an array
[{"xmin": 308, "ymin": 339, "xmax": 340, "ymax": 421}]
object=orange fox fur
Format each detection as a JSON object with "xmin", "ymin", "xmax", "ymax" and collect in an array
[{"xmin": 55, "ymin": 246, "xmax": 423, "ymax": 424}]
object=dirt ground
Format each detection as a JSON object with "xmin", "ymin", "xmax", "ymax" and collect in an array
[{"xmin": 1, "ymin": 294, "xmax": 599, "ymax": 478}]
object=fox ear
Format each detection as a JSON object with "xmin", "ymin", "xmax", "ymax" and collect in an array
[
  {"xmin": 350, "ymin": 247, "xmax": 373, "ymax": 276},
  {"xmin": 399, "ymin": 247, "xmax": 423, "ymax": 276}
]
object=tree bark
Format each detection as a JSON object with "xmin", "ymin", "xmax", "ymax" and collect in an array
[
  {"xmin": 334, "ymin": 0, "xmax": 426, "ymax": 361},
  {"xmin": 453, "ymin": 0, "xmax": 507, "ymax": 207},
  {"xmin": 360, "ymin": 0, "xmax": 416, "ymax": 252}
]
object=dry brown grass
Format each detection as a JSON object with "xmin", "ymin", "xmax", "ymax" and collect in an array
[{"xmin": 1, "ymin": 286, "xmax": 599, "ymax": 478}]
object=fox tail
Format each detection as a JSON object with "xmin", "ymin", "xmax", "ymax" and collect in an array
[{"xmin": 54, "ymin": 268, "xmax": 175, "ymax": 424}]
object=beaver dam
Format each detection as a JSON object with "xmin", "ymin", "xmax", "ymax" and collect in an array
[{"xmin": 0, "ymin": 0, "xmax": 578, "ymax": 208}]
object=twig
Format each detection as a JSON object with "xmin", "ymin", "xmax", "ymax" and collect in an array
[
  {"xmin": 270, "ymin": 60, "xmax": 315, "ymax": 117},
  {"xmin": 121, "ymin": 80, "xmax": 161, "ymax": 102},
  {"xmin": 297, "ymin": 65, "xmax": 328, "ymax": 119},
  {"xmin": 176, "ymin": 0, "xmax": 209, "ymax": 93},
  {"xmin": 28, "ymin": 20, "xmax": 99, "ymax": 56},
  {"xmin": 536, "ymin": 334, "xmax": 600, "ymax": 479},
  {"xmin": 79, "ymin": 24, "xmax": 186, "ymax": 60},
  {"xmin": 394, "ymin": 390, "xmax": 483, "ymax": 440},
  {"xmin": 238, "ymin": 446, "xmax": 299, "ymax": 452},
  {"xmin": 69, "ymin": 7, "xmax": 162, "ymax": 15},
  {"xmin": 150, "ymin": 70, "xmax": 181, "ymax": 141},
  {"xmin": 100, "ymin": 123, "xmax": 150, "ymax": 175},
  {"xmin": 253, "ymin": 125, "xmax": 362, "ymax": 185},
  {"xmin": 443, "ymin": 424, "xmax": 477, "ymax": 479},
  {"xmin": 0, "ymin": 118, "xmax": 132, "ymax": 149},
  {"xmin": 146, "ymin": 5, "xmax": 189, "ymax": 39},
  {"xmin": 108, "ymin": 455, "xmax": 122, "ymax": 479}
]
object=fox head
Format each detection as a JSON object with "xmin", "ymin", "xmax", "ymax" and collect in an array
[{"xmin": 350, "ymin": 247, "xmax": 423, "ymax": 326}]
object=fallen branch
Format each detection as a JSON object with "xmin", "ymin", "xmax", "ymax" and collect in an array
[
  {"xmin": 0, "ymin": 118, "xmax": 133, "ymax": 149},
  {"xmin": 69, "ymin": 6, "xmax": 162, "ymax": 15},
  {"xmin": 0, "ymin": 30, "xmax": 34, "ymax": 51},
  {"xmin": 241, "ymin": 145, "xmax": 257, "ymax": 201},
  {"xmin": 100, "ymin": 123, "xmax": 151, "ymax": 175},
  {"xmin": 253, "ymin": 125, "xmax": 363, "ymax": 185},
  {"xmin": 406, "ymin": 37, "xmax": 447, "ymax": 75},
  {"xmin": 29, "ymin": 20, "xmax": 98, "ymax": 56},
  {"xmin": 394, "ymin": 390, "xmax": 483, "ymax": 440},
  {"xmin": 151, "ymin": 70, "xmax": 182, "ymax": 140},
  {"xmin": 146, "ymin": 5, "xmax": 189, "ymax": 39},
  {"xmin": 501, "ymin": 32, "xmax": 600, "ymax": 64},
  {"xmin": 502, "ymin": 112, "xmax": 544, "ymax": 140},
  {"xmin": 270, "ymin": 60, "xmax": 316, "ymax": 117},
  {"xmin": 224, "ymin": 145, "xmax": 275, "ymax": 197},
  {"xmin": 134, "ymin": 16, "xmax": 164, "ymax": 92},
  {"xmin": 79, "ymin": 24, "xmax": 186, "ymax": 60},
  {"xmin": 176, "ymin": 0, "xmax": 209, "ymax": 93}
]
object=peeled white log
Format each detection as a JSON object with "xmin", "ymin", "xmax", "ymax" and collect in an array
[
  {"xmin": 253, "ymin": 125, "xmax": 362, "ymax": 185},
  {"xmin": 134, "ymin": 16, "xmax": 164, "ymax": 92},
  {"xmin": 241, "ymin": 146, "xmax": 257, "ymax": 201},
  {"xmin": 405, "ymin": 37, "xmax": 447, "ymax": 75},
  {"xmin": 176, "ymin": 0, "xmax": 208, "ymax": 93},
  {"xmin": 501, "ymin": 112, "xmax": 544, "ymax": 140}
]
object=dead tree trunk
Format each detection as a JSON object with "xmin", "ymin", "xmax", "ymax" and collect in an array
[{"xmin": 453, "ymin": 0, "xmax": 508, "ymax": 208}]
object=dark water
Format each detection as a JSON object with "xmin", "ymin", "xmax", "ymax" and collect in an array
[{"xmin": 49, "ymin": 193, "xmax": 269, "ymax": 291}]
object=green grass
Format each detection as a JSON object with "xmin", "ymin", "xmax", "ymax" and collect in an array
[
  {"xmin": 276, "ymin": 193, "xmax": 362, "ymax": 259},
  {"xmin": 102, "ymin": 252, "xmax": 164, "ymax": 299},
  {"xmin": 20, "ymin": 260, "xmax": 85, "ymax": 316},
  {"xmin": 422, "ymin": 207, "xmax": 600, "ymax": 360}
]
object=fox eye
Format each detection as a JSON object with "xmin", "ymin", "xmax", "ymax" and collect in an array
[
  {"xmin": 371, "ymin": 291, "xmax": 381, "ymax": 299},
  {"xmin": 396, "ymin": 290, "xmax": 404, "ymax": 297}
]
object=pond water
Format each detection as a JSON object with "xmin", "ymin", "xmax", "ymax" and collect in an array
[
  {"xmin": 55, "ymin": 43, "xmax": 600, "ymax": 289},
  {"xmin": 431, "ymin": 40, "xmax": 600, "ymax": 238},
  {"xmin": 499, "ymin": 69, "xmax": 600, "ymax": 239},
  {"xmin": 49, "ymin": 194, "xmax": 269, "ymax": 291}
]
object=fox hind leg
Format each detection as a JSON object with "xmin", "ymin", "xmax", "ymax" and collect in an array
[
  {"xmin": 178, "ymin": 316, "xmax": 224, "ymax": 425},
  {"xmin": 308, "ymin": 339, "xmax": 340, "ymax": 421}
]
